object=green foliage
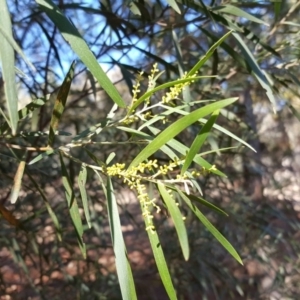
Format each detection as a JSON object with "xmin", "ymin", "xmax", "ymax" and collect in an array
[
  {"xmin": 1, "ymin": 30, "xmax": 246, "ymax": 297},
  {"xmin": 0, "ymin": 0, "xmax": 19, "ymax": 134},
  {"xmin": 1, "ymin": 1, "xmax": 300, "ymax": 299}
]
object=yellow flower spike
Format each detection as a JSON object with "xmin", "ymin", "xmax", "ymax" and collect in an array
[
  {"xmin": 130, "ymin": 70, "xmax": 144, "ymax": 109},
  {"xmin": 162, "ymin": 71, "xmax": 199, "ymax": 104},
  {"xmin": 104, "ymin": 158, "xmax": 161, "ymax": 238}
]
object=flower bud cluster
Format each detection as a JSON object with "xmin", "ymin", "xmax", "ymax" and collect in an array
[
  {"xmin": 162, "ymin": 72, "xmax": 198, "ymax": 104},
  {"xmin": 158, "ymin": 158, "xmax": 181, "ymax": 175},
  {"xmin": 132, "ymin": 71, "xmax": 144, "ymax": 104},
  {"xmin": 121, "ymin": 115, "xmax": 139, "ymax": 125}
]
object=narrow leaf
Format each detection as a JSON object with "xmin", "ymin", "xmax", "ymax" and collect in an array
[
  {"xmin": 36, "ymin": 0, "xmax": 125, "ymax": 108},
  {"xmin": 78, "ymin": 164, "xmax": 91, "ymax": 228},
  {"xmin": 159, "ymin": 102, "xmax": 256, "ymax": 152},
  {"xmin": 28, "ymin": 149, "xmax": 56, "ymax": 165},
  {"xmin": 0, "ymin": 25, "xmax": 35, "ymax": 70},
  {"xmin": 128, "ymin": 98, "xmax": 237, "ymax": 169},
  {"xmin": 181, "ymin": 110, "xmax": 219, "ymax": 175},
  {"xmin": 162, "ymin": 134, "xmax": 227, "ymax": 177},
  {"xmin": 158, "ymin": 182, "xmax": 189, "ymax": 260},
  {"xmin": 212, "ymin": 4, "xmax": 269, "ymax": 25},
  {"xmin": 167, "ymin": 0, "xmax": 181, "ymax": 14},
  {"xmin": 139, "ymin": 196, "xmax": 177, "ymax": 299},
  {"xmin": 282, "ymin": 21, "xmax": 300, "ymax": 27},
  {"xmin": 183, "ymin": 193, "xmax": 228, "ymax": 216},
  {"xmin": 0, "ymin": 0, "xmax": 19, "ymax": 134},
  {"xmin": 166, "ymin": 184, "xmax": 228, "ymax": 216},
  {"xmin": 129, "ymin": 2, "xmax": 151, "ymax": 20},
  {"xmin": 177, "ymin": 188, "xmax": 243, "ymax": 265},
  {"xmin": 232, "ymin": 32, "xmax": 276, "ymax": 109},
  {"xmin": 187, "ymin": 31, "xmax": 232, "ymax": 77},
  {"xmin": 106, "ymin": 177, "xmax": 137, "ymax": 300},
  {"xmin": 144, "ymin": 125, "xmax": 227, "ymax": 177},
  {"xmin": 59, "ymin": 152, "xmax": 86, "ymax": 258},
  {"xmin": 106, "ymin": 152, "xmax": 116, "ymax": 165}
]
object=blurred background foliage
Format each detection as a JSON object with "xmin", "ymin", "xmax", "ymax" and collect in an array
[{"xmin": 1, "ymin": 0, "xmax": 300, "ymax": 299}]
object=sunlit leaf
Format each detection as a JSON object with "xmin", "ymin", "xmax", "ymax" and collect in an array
[
  {"xmin": 166, "ymin": 0, "xmax": 181, "ymax": 14},
  {"xmin": 157, "ymin": 102, "xmax": 256, "ymax": 152},
  {"xmin": 36, "ymin": 0, "xmax": 126, "ymax": 108},
  {"xmin": 199, "ymin": 27, "xmax": 249, "ymax": 71},
  {"xmin": 129, "ymin": 2, "xmax": 151, "ymax": 21},
  {"xmin": 28, "ymin": 149, "xmax": 56, "ymax": 165},
  {"xmin": 117, "ymin": 126, "xmax": 180, "ymax": 162},
  {"xmin": 106, "ymin": 152, "xmax": 116, "ymax": 165},
  {"xmin": 145, "ymin": 125, "xmax": 227, "ymax": 177},
  {"xmin": 84, "ymin": 148, "xmax": 106, "ymax": 167},
  {"xmin": 172, "ymin": 30, "xmax": 191, "ymax": 109},
  {"xmin": 129, "ymin": 98, "xmax": 237, "ymax": 169},
  {"xmin": 187, "ymin": 31, "xmax": 232, "ymax": 77}
]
